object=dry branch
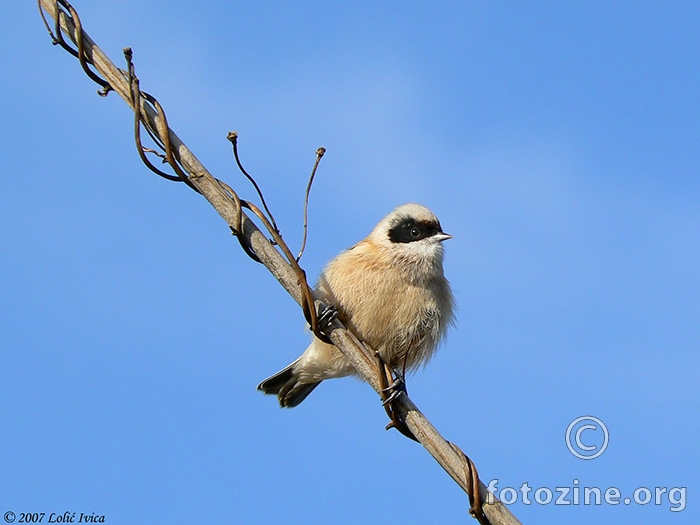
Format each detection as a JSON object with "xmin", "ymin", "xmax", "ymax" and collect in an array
[{"xmin": 37, "ymin": 1, "xmax": 522, "ymax": 523}]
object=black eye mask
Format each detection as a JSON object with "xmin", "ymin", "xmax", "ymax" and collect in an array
[{"xmin": 388, "ymin": 217, "xmax": 442, "ymax": 244}]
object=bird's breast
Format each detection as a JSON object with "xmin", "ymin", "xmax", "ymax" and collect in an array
[{"xmin": 318, "ymin": 250, "xmax": 451, "ymax": 369}]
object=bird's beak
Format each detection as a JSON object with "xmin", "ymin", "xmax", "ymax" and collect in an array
[{"xmin": 433, "ymin": 232, "xmax": 453, "ymax": 242}]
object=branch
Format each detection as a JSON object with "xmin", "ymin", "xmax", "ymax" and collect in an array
[{"xmin": 37, "ymin": 2, "xmax": 521, "ymax": 523}]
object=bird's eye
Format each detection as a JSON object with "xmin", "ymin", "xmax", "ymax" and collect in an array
[{"xmin": 410, "ymin": 227, "xmax": 421, "ymax": 238}]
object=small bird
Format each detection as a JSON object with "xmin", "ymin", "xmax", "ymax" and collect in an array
[{"xmin": 258, "ymin": 203, "xmax": 454, "ymax": 407}]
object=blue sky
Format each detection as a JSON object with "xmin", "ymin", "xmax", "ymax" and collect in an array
[{"xmin": 1, "ymin": 2, "xmax": 698, "ymax": 523}]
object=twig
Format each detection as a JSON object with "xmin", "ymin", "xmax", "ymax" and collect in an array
[
  {"xmin": 36, "ymin": 2, "xmax": 522, "ymax": 523},
  {"xmin": 227, "ymin": 131, "xmax": 279, "ymax": 235},
  {"xmin": 297, "ymin": 147, "xmax": 326, "ymax": 261}
]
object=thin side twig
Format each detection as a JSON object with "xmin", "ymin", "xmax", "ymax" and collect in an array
[
  {"xmin": 228, "ymin": 131, "xmax": 279, "ymax": 235},
  {"xmin": 297, "ymin": 147, "xmax": 326, "ymax": 261}
]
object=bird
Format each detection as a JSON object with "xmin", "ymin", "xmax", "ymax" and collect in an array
[{"xmin": 258, "ymin": 203, "xmax": 454, "ymax": 408}]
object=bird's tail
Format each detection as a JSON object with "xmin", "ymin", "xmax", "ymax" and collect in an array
[{"xmin": 257, "ymin": 359, "xmax": 322, "ymax": 408}]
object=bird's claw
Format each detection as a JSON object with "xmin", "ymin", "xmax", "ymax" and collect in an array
[
  {"xmin": 310, "ymin": 303, "xmax": 338, "ymax": 344},
  {"xmin": 379, "ymin": 366, "xmax": 418, "ymax": 441},
  {"xmin": 317, "ymin": 303, "xmax": 339, "ymax": 331},
  {"xmin": 381, "ymin": 375, "xmax": 406, "ymax": 406}
]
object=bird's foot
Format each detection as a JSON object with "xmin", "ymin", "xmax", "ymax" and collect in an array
[
  {"xmin": 308, "ymin": 303, "xmax": 339, "ymax": 344},
  {"xmin": 381, "ymin": 371, "xmax": 407, "ymax": 406},
  {"xmin": 379, "ymin": 365, "xmax": 418, "ymax": 442},
  {"xmin": 316, "ymin": 303, "xmax": 339, "ymax": 332}
]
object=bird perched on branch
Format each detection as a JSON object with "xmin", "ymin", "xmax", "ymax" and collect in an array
[{"xmin": 258, "ymin": 203, "xmax": 454, "ymax": 407}]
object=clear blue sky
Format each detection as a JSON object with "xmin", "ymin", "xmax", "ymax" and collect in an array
[{"xmin": 1, "ymin": 2, "xmax": 698, "ymax": 524}]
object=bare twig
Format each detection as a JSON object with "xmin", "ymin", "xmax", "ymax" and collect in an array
[
  {"xmin": 36, "ymin": 2, "xmax": 521, "ymax": 523},
  {"xmin": 297, "ymin": 147, "xmax": 326, "ymax": 261},
  {"xmin": 227, "ymin": 131, "xmax": 279, "ymax": 235}
]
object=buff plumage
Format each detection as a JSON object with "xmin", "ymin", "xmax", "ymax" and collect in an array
[{"xmin": 258, "ymin": 203, "xmax": 454, "ymax": 407}]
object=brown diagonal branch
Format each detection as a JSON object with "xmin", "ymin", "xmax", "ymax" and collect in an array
[{"xmin": 37, "ymin": 1, "xmax": 521, "ymax": 523}]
